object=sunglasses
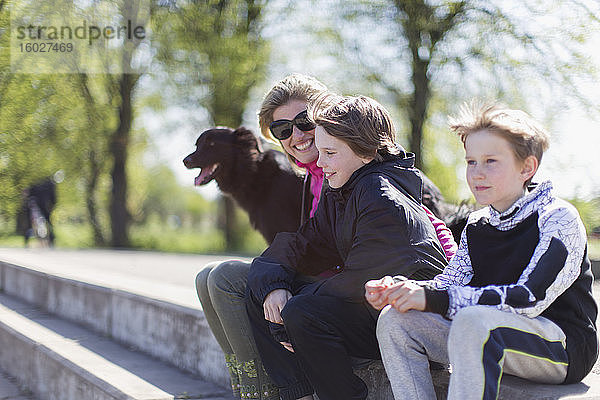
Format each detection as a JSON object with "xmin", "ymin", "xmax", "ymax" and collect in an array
[{"xmin": 269, "ymin": 110, "xmax": 316, "ymax": 140}]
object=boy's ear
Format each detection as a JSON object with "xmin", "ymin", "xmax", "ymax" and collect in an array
[{"xmin": 521, "ymin": 155, "xmax": 538, "ymax": 183}]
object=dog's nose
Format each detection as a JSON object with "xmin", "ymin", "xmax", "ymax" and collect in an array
[{"xmin": 183, "ymin": 155, "xmax": 192, "ymax": 169}]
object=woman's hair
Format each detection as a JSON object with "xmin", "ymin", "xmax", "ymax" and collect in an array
[
  {"xmin": 309, "ymin": 92, "xmax": 400, "ymax": 161},
  {"xmin": 258, "ymin": 74, "xmax": 328, "ymax": 141}
]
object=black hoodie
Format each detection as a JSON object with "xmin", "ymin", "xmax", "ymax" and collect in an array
[{"xmin": 247, "ymin": 152, "xmax": 448, "ymax": 308}]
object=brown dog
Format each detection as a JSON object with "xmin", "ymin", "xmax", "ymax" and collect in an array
[{"xmin": 183, "ymin": 127, "xmax": 304, "ymax": 243}]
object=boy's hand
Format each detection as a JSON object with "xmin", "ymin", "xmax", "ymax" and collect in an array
[
  {"xmin": 384, "ymin": 280, "xmax": 426, "ymax": 313},
  {"xmin": 365, "ymin": 276, "xmax": 396, "ymax": 310},
  {"xmin": 263, "ymin": 289, "xmax": 292, "ymax": 324}
]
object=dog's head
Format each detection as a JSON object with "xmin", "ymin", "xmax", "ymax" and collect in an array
[{"xmin": 183, "ymin": 126, "xmax": 261, "ymax": 186}]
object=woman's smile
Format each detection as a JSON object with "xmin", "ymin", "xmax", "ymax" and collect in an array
[{"xmin": 294, "ymin": 138, "xmax": 314, "ymax": 152}]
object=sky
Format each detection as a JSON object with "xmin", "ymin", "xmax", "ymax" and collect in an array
[
  {"xmin": 539, "ymin": 108, "xmax": 600, "ymax": 200},
  {"xmin": 534, "ymin": 30, "xmax": 600, "ymax": 201}
]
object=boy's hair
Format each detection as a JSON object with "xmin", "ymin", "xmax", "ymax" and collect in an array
[
  {"xmin": 309, "ymin": 93, "xmax": 400, "ymax": 161},
  {"xmin": 449, "ymin": 102, "xmax": 550, "ymax": 184},
  {"xmin": 258, "ymin": 74, "xmax": 327, "ymax": 141}
]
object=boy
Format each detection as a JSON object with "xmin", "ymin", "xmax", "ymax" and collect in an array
[
  {"xmin": 366, "ymin": 103, "xmax": 598, "ymax": 399},
  {"xmin": 246, "ymin": 94, "xmax": 449, "ymax": 400}
]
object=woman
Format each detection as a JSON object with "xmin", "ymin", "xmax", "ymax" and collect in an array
[
  {"xmin": 245, "ymin": 93, "xmax": 449, "ymax": 400},
  {"xmin": 197, "ymin": 76, "xmax": 456, "ymax": 400},
  {"xmin": 195, "ymin": 74, "xmax": 328, "ymax": 400}
]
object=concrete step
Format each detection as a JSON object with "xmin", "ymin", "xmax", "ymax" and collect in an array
[
  {"xmin": 431, "ymin": 368, "xmax": 600, "ymax": 400},
  {"xmin": 0, "ymin": 292, "xmax": 232, "ymax": 400},
  {"xmin": 0, "ymin": 368, "xmax": 37, "ymax": 400},
  {"xmin": 1, "ymin": 249, "xmax": 600, "ymax": 399},
  {"xmin": 0, "ymin": 259, "xmax": 230, "ymax": 388}
]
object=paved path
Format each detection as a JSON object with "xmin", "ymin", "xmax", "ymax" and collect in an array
[{"xmin": 0, "ymin": 247, "xmax": 252, "ymax": 309}]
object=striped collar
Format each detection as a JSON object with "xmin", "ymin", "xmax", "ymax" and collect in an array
[{"xmin": 487, "ymin": 180, "xmax": 553, "ymax": 228}]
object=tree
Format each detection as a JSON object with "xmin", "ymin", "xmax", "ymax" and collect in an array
[
  {"xmin": 0, "ymin": 73, "xmax": 99, "ymax": 224},
  {"xmin": 153, "ymin": 0, "xmax": 270, "ymax": 250},
  {"xmin": 75, "ymin": 73, "xmax": 113, "ymax": 246},
  {"xmin": 0, "ymin": 0, "xmax": 150, "ymax": 247},
  {"xmin": 106, "ymin": 0, "xmax": 149, "ymax": 247},
  {"xmin": 330, "ymin": 0, "xmax": 600, "ymax": 170}
]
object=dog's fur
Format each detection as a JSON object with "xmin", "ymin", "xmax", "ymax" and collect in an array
[
  {"xmin": 184, "ymin": 126, "xmax": 468, "ymax": 244},
  {"xmin": 184, "ymin": 127, "xmax": 304, "ymax": 243}
]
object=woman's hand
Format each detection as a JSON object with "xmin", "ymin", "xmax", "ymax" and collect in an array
[
  {"xmin": 384, "ymin": 280, "xmax": 426, "ymax": 313},
  {"xmin": 263, "ymin": 289, "xmax": 292, "ymax": 324}
]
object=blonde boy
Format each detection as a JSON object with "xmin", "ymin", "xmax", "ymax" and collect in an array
[{"xmin": 367, "ymin": 103, "xmax": 598, "ymax": 399}]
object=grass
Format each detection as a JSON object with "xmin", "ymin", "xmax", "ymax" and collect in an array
[
  {"xmin": 129, "ymin": 223, "xmax": 227, "ymax": 254},
  {"xmin": 0, "ymin": 234, "xmax": 27, "ymax": 247},
  {"xmin": 0, "ymin": 220, "xmax": 267, "ymax": 256},
  {"xmin": 129, "ymin": 217, "xmax": 267, "ymax": 255},
  {"xmin": 1, "ymin": 221, "xmax": 598, "ymax": 261},
  {"xmin": 588, "ymin": 238, "xmax": 600, "ymax": 261}
]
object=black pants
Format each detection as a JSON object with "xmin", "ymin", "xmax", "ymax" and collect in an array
[{"xmin": 246, "ymin": 286, "xmax": 381, "ymax": 400}]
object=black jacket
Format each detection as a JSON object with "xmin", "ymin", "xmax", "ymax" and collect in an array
[
  {"xmin": 300, "ymin": 172, "xmax": 329, "ymax": 226},
  {"xmin": 300, "ymin": 173, "xmax": 317, "ymax": 226},
  {"xmin": 248, "ymin": 152, "xmax": 448, "ymax": 306}
]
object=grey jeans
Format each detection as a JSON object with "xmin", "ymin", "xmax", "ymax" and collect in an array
[
  {"xmin": 377, "ymin": 305, "xmax": 568, "ymax": 400},
  {"xmin": 196, "ymin": 260, "xmax": 278, "ymax": 400}
]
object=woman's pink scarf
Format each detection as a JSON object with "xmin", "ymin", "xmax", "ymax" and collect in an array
[{"xmin": 296, "ymin": 159, "xmax": 323, "ymax": 217}]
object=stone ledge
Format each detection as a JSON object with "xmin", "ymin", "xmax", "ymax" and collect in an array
[
  {"xmin": 0, "ymin": 261, "xmax": 229, "ymax": 388},
  {"xmin": 355, "ymin": 360, "xmax": 600, "ymax": 400},
  {"xmin": 0, "ymin": 293, "xmax": 231, "ymax": 400}
]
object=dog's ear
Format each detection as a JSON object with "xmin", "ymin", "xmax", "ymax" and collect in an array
[{"xmin": 233, "ymin": 127, "xmax": 262, "ymax": 153}]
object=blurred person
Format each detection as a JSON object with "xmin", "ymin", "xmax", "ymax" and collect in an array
[{"xmin": 16, "ymin": 177, "xmax": 56, "ymax": 247}]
